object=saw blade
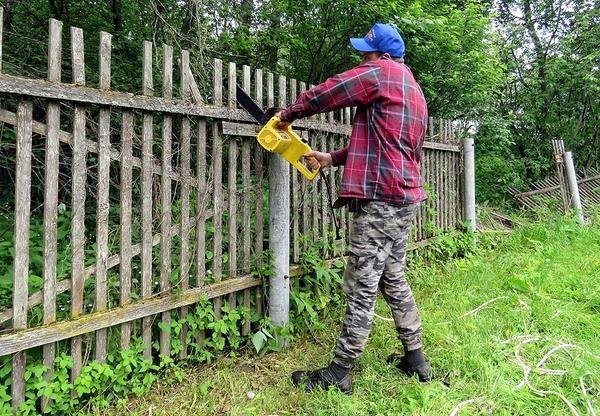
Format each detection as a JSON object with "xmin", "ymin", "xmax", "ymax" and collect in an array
[{"xmin": 236, "ymin": 84, "xmax": 265, "ymax": 125}]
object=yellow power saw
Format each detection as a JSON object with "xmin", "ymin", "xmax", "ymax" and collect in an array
[{"xmin": 235, "ymin": 84, "xmax": 320, "ymax": 180}]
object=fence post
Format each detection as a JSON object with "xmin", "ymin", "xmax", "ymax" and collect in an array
[
  {"xmin": 563, "ymin": 151, "xmax": 585, "ymax": 225},
  {"xmin": 463, "ymin": 137, "xmax": 476, "ymax": 231},
  {"xmin": 268, "ymin": 154, "xmax": 290, "ymax": 338}
]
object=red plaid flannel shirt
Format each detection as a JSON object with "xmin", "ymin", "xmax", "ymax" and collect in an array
[{"xmin": 280, "ymin": 56, "xmax": 428, "ymax": 206}]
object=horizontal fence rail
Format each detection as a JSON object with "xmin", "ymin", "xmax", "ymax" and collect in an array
[{"xmin": 0, "ymin": 11, "xmax": 464, "ymax": 411}]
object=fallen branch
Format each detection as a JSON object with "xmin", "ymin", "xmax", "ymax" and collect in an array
[
  {"xmin": 513, "ymin": 337, "xmax": 584, "ymax": 416},
  {"xmin": 580, "ymin": 375, "xmax": 597, "ymax": 416},
  {"xmin": 462, "ymin": 296, "xmax": 508, "ymax": 317},
  {"xmin": 373, "ymin": 312, "xmax": 394, "ymax": 322},
  {"xmin": 449, "ymin": 398, "xmax": 479, "ymax": 416}
]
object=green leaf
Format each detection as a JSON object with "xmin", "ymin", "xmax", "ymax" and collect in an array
[{"xmin": 252, "ymin": 331, "xmax": 267, "ymax": 353}]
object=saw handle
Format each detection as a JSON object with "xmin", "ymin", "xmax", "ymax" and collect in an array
[{"xmin": 257, "ymin": 116, "xmax": 320, "ymax": 181}]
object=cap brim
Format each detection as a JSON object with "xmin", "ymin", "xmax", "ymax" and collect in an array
[{"xmin": 350, "ymin": 38, "xmax": 377, "ymax": 53}]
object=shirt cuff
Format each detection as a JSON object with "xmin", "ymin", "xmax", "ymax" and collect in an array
[
  {"xmin": 279, "ymin": 108, "xmax": 294, "ymax": 123},
  {"xmin": 330, "ymin": 148, "xmax": 348, "ymax": 167}
]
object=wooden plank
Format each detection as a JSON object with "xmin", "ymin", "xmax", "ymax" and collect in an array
[
  {"xmin": 196, "ymin": 120, "xmax": 207, "ymax": 285},
  {"xmin": 0, "ymin": 276, "xmax": 263, "ymax": 357},
  {"xmin": 159, "ymin": 44, "xmax": 173, "ymax": 359},
  {"xmin": 0, "ymin": 74, "xmax": 250, "ymax": 118},
  {"xmin": 554, "ymin": 140, "xmax": 571, "ymax": 212},
  {"xmin": 0, "ymin": 7, "xmax": 3, "ymax": 73},
  {"xmin": 278, "ymin": 74, "xmax": 286, "ymax": 108},
  {"xmin": 423, "ymin": 141, "xmax": 460, "ymax": 152},
  {"xmin": 0, "ymin": 221, "xmax": 194, "ymax": 326},
  {"xmin": 42, "ymin": 18, "xmax": 62, "ymax": 407},
  {"xmin": 267, "ymin": 72, "xmax": 274, "ymax": 108},
  {"xmin": 442, "ymin": 147, "xmax": 448, "ymax": 231},
  {"xmin": 299, "ymin": 82, "xmax": 309, "ymax": 248},
  {"xmin": 227, "ymin": 62, "xmax": 238, "ymax": 308},
  {"xmin": 0, "ymin": 73, "xmax": 357, "ymax": 136},
  {"xmin": 221, "ymin": 121, "xmax": 260, "ymax": 137},
  {"xmin": 12, "ymin": 101, "xmax": 33, "ymax": 412},
  {"xmin": 289, "ymin": 78, "xmax": 300, "ymax": 263},
  {"xmin": 228, "ymin": 138, "xmax": 238, "ymax": 308},
  {"xmin": 180, "ymin": 52, "xmax": 203, "ymax": 103},
  {"xmin": 70, "ymin": 26, "xmax": 86, "ymax": 383},
  {"xmin": 186, "ymin": 64, "xmax": 204, "ymax": 104},
  {"xmin": 328, "ymin": 136, "xmax": 337, "ymax": 239},
  {"xmin": 254, "ymin": 68, "xmax": 264, "ymax": 317},
  {"xmin": 515, "ymin": 185, "xmax": 560, "ymax": 198},
  {"xmin": 195, "ymin": 119, "xmax": 207, "ymax": 347},
  {"xmin": 300, "ymin": 133, "xmax": 309, "ymax": 250},
  {"xmin": 291, "ymin": 161, "xmax": 300, "ymax": 262},
  {"xmin": 454, "ymin": 152, "xmax": 460, "ymax": 228},
  {"xmin": 120, "ymin": 111, "xmax": 134, "ymax": 349},
  {"xmin": 179, "ymin": 49, "xmax": 191, "ymax": 359},
  {"xmin": 241, "ymin": 135, "xmax": 251, "ymax": 334},
  {"xmin": 241, "ymin": 65, "xmax": 252, "ymax": 336},
  {"xmin": 212, "ymin": 58, "xmax": 223, "ymax": 320},
  {"xmin": 0, "ymin": 108, "xmax": 198, "ymax": 184},
  {"xmin": 95, "ymin": 31, "xmax": 112, "ymax": 363},
  {"xmin": 140, "ymin": 40, "xmax": 154, "ymax": 360}
]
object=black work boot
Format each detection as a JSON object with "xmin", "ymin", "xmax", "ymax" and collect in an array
[
  {"xmin": 291, "ymin": 362, "xmax": 352, "ymax": 394},
  {"xmin": 387, "ymin": 350, "xmax": 433, "ymax": 382}
]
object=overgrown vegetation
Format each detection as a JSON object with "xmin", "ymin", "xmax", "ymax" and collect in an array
[
  {"xmin": 86, "ymin": 212, "xmax": 599, "ymax": 415},
  {"xmin": 0, "ymin": 233, "xmax": 352, "ymax": 415},
  {"xmin": 0, "ymin": 0, "xmax": 597, "ymax": 205}
]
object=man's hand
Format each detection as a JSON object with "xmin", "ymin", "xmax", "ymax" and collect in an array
[
  {"xmin": 274, "ymin": 111, "xmax": 291, "ymax": 130},
  {"xmin": 304, "ymin": 150, "xmax": 332, "ymax": 170}
]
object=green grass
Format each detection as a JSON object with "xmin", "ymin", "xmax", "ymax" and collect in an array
[{"xmin": 90, "ymin": 215, "xmax": 600, "ymax": 416}]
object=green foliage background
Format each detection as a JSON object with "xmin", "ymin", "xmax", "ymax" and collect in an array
[{"xmin": 1, "ymin": 0, "xmax": 597, "ymax": 204}]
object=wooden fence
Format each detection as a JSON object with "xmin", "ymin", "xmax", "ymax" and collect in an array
[
  {"xmin": 509, "ymin": 140, "xmax": 600, "ymax": 214},
  {"xmin": 0, "ymin": 12, "xmax": 464, "ymax": 411}
]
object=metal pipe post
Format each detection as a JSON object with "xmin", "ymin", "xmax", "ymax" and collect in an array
[
  {"xmin": 463, "ymin": 137, "xmax": 476, "ymax": 231},
  {"xmin": 563, "ymin": 151, "xmax": 585, "ymax": 225},
  {"xmin": 268, "ymin": 154, "xmax": 290, "ymax": 331}
]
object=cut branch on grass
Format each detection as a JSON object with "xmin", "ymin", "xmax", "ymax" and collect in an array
[
  {"xmin": 449, "ymin": 398, "xmax": 480, "ymax": 416},
  {"xmin": 461, "ymin": 296, "xmax": 509, "ymax": 317},
  {"xmin": 580, "ymin": 375, "xmax": 597, "ymax": 416},
  {"xmin": 373, "ymin": 312, "xmax": 394, "ymax": 322},
  {"xmin": 511, "ymin": 337, "xmax": 600, "ymax": 416}
]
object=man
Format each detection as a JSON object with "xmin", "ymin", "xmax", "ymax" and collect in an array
[{"xmin": 276, "ymin": 23, "xmax": 431, "ymax": 394}]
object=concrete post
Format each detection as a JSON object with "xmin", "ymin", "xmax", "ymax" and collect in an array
[
  {"xmin": 563, "ymin": 151, "xmax": 585, "ymax": 225},
  {"xmin": 268, "ymin": 154, "xmax": 290, "ymax": 330},
  {"xmin": 463, "ymin": 137, "xmax": 476, "ymax": 231}
]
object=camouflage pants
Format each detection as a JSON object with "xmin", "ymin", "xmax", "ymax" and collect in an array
[{"xmin": 333, "ymin": 201, "xmax": 422, "ymax": 368}]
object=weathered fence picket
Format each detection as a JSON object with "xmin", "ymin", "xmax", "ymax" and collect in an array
[
  {"xmin": 212, "ymin": 58, "xmax": 224, "ymax": 320},
  {"xmin": 12, "ymin": 101, "xmax": 33, "ymax": 412},
  {"xmin": 120, "ymin": 111, "xmax": 134, "ymax": 350},
  {"xmin": 241, "ymin": 65, "xmax": 252, "ymax": 336},
  {"xmin": 180, "ymin": 49, "xmax": 192, "ymax": 359},
  {"xmin": 160, "ymin": 44, "xmax": 174, "ymax": 359},
  {"xmin": 41, "ymin": 18, "xmax": 62, "ymax": 409},
  {"xmin": 95, "ymin": 30, "xmax": 112, "ymax": 364},
  {"xmin": 70, "ymin": 26, "xmax": 87, "ymax": 383},
  {"xmin": 0, "ymin": 13, "xmax": 465, "ymax": 412}
]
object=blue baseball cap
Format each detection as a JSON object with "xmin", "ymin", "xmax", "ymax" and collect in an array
[{"xmin": 350, "ymin": 23, "xmax": 405, "ymax": 58}]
